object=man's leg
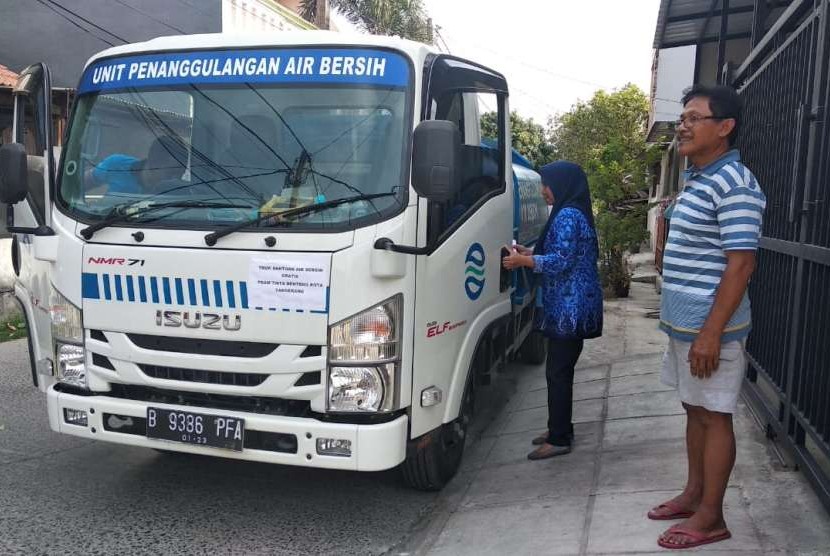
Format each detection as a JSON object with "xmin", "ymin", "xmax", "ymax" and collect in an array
[
  {"xmin": 649, "ymin": 403, "xmax": 704, "ymax": 517},
  {"xmin": 660, "ymin": 408, "xmax": 734, "ymax": 546},
  {"xmin": 681, "ymin": 403, "xmax": 706, "ymax": 507},
  {"xmin": 697, "ymin": 409, "xmax": 734, "ymax": 526},
  {"xmin": 650, "ymin": 338, "xmax": 705, "ymax": 519}
]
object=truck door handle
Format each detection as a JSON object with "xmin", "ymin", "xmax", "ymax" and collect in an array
[
  {"xmin": 499, "ymin": 247, "xmax": 510, "ymax": 292},
  {"xmin": 374, "ymin": 237, "xmax": 431, "ymax": 256}
]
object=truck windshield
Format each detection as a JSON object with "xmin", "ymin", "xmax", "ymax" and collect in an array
[{"xmin": 58, "ymin": 48, "xmax": 411, "ymax": 231}]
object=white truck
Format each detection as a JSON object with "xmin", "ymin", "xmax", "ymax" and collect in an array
[{"xmin": 0, "ymin": 32, "xmax": 548, "ymax": 490}]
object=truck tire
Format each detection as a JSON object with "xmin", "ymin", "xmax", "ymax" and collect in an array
[
  {"xmin": 520, "ymin": 331, "xmax": 547, "ymax": 365},
  {"xmin": 402, "ymin": 377, "xmax": 474, "ymax": 491}
]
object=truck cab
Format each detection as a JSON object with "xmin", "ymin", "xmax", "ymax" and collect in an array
[{"xmin": 0, "ymin": 32, "xmax": 547, "ymax": 490}]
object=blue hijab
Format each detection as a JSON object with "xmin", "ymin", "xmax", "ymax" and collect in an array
[{"xmin": 534, "ymin": 161, "xmax": 596, "ymax": 255}]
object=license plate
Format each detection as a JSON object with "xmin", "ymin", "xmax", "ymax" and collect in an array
[{"xmin": 146, "ymin": 407, "xmax": 245, "ymax": 451}]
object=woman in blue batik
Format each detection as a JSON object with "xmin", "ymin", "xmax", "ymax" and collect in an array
[{"xmin": 503, "ymin": 161, "xmax": 603, "ymax": 460}]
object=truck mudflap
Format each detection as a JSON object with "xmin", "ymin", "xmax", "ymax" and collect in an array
[{"xmin": 47, "ymin": 385, "xmax": 408, "ymax": 472}]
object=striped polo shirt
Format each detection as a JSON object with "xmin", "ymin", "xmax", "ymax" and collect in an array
[{"xmin": 660, "ymin": 149, "xmax": 766, "ymax": 343}]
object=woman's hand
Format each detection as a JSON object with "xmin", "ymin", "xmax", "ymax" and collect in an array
[
  {"xmin": 504, "ymin": 244, "xmax": 533, "ymax": 256},
  {"xmin": 502, "ymin": 248, "xmax": 534, "ymax": 270}
]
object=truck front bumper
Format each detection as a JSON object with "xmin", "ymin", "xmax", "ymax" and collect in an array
[{"xmin": 47, "ymin": 385, "xmax": 407, "ymax": 472}]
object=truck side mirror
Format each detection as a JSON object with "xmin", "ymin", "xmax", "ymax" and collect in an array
[
  {"xmin": 412, "ymin": 120, "xmax": 461, "ymax": 203},
  {"xmin": 0, "ymin": 143, "xmax": 28, "ymax": 204}
]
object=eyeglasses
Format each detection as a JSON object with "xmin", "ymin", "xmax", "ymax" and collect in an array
[{"xmin": 674, "ymin": 115, "xmax": 724, "ymax": 127}]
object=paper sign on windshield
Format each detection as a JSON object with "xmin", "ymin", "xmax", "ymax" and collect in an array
[{"xmin": 248, "ymin": 255, "xmax": 330, "ymax": 312}]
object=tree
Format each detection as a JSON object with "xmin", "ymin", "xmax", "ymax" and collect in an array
[
  {"xmin": 481, "ymin": 111, "xmax": 555, "ymax": 169},
  {"xmin": 301, "ymin": 0, "xmax": 433, "ymax": 43},
  {"xmin": 549, "ymin": 84, "xmax": 658, "ymax": 297}
]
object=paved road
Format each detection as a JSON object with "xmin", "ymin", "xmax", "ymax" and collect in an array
[{"xmin": 0, "ymin": 339, "xmax": 442, "ymax": 555}]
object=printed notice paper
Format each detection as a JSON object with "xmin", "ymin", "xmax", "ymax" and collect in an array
[{"xmin": 249, "ymin": 255, "xmax": 331, "ymax": 312}]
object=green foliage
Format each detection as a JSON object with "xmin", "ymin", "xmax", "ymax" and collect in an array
[
  {"xmin": 549, "ymin": 84, "xmax": 659, "ymax": 297},
  {"xmin": 0, "ymin": 315, "xmax": 27, "ymax": 342},
  {"xmin": 481, "ymin": 111, "xmax": 556, "ymax": 169},
  {"xmin": 301, "ymin": 0, "xmax": 433, "ymax": 43}
]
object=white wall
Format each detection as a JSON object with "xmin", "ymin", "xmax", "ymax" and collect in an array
[
  {"xmin": 647, "ymin": 47, "xmax": 694, "ymax": 255},
  {"xmin": 0, "ymin": 239, "xmax": 13, "ymax": 289},
  {"xmin": 0, "ymin": 238, "xmax": 20, "ymax": 319},
  {"xmin": 650, "ymin": 46, "xmax": 696, "ymax": 127},
  {"xmin": 222, "ymin": 0, "xmax": 311, "ymax": 33}
]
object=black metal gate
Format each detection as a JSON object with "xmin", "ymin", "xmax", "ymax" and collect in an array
[{"xmin": 734, "ymin": 0, "xmax": 830, "ymax": 509}]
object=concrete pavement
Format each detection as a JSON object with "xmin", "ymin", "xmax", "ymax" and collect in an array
[
  {"xmin": 0, "ymin": 338, "xmax": 440, "ymax": 556},
  {"xmin": 410, "ymin": 279, "xmax": 830, "ymax": 556}
]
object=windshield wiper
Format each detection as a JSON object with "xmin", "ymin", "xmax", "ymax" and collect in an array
[
  {"xmin": 203, "ymin": 192, "xmax": 398, "ymax": 246},
  {"xmin": 80, "ymin": 200, "xmax": 251, "ymax": 240}
]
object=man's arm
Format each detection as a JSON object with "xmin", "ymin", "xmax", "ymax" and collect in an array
[
  {"xmin": 689, "ymin": 171, "xmax": 766, "ymax": 378},
  {"xmin": 688, "ymin": 251, "xmax": 756, "ymax": 378}
]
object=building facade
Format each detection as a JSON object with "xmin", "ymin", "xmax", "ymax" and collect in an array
[
  {"xmin": 0, "ymin": 1, "xmax": 330, "ymax": 89},
  {"xmin": 222, "ymin": 0, "xmax": 329, "ymax": 33}
]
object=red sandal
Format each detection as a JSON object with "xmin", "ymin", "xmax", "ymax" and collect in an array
[
  {"xmin": 658, "ymin": 525, "xmax": 731, "ymax": 549},
  {"xmin": 647, "ymin": 500, "xmax": 694, "ymax": 520}
]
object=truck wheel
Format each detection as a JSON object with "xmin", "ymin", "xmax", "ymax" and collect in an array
[
  {"xmin": 520, "ymin": 331, "xmax": 548, "ymax": 365},
  {"xmin": 402, "ymin": 378, "xmax": 474, "ymax": 491}
]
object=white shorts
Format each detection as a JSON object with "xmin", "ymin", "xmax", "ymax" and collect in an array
[{"xmin": 660, "ymin": 337, "xmax": 747, "ymax": 414}]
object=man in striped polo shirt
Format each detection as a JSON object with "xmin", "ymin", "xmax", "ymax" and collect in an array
[{"xmin": 649, "ymin": 85, "xmax": 766, "ymax": 550}]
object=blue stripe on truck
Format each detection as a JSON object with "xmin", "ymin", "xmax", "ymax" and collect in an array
[
  {"xmin": 79, "ymin": 273, "xmax": 327, "ymax": 313},
  {"xmin": 81, "ymin": 273, "xmax": 100, "ymax": 300}
]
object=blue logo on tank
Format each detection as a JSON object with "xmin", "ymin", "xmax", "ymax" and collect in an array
[{"xmin": 464, "ymin": 243, "xmax": 486, "ymax": 300}]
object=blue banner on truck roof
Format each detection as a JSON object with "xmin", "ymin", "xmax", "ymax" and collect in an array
[{"xmin": 78, "ymin": 48, "xmax": 410, "ymax": 94}]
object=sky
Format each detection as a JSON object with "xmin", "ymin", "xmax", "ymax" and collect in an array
[{"xmin": 417, "ymin": 0, "xmax": 662, "ymax": 126}]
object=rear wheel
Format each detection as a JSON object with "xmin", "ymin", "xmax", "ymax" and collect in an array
[
  {"xmin": 519, "ymin": 331, "xmax": 548, "ymax": 365},
  {"xmin": 402, "ymin": 377, "xmax": 474, "ymax": 491}
]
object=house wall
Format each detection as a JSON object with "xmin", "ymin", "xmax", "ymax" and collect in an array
[
  {"xmin": 222, "ymin": 0, "xmax": 316, "ymax": 33},
  {"xmin": 647, "ymin": 38, "xmax": 750, "ymax": 257},
  {"xmin": 647, "ymin": 141, "xmax": 685, "ymax": 250},
  {"xmin": 649, "ymin": 46, "xmax": 696, "ymax": 132},
  {"xmin": 0, "ymin": 1, "xmax": 221, "ymax": 88},
  {"xmin": 646, "ymin": 46, "xmax": 694, "ymax": 252}
]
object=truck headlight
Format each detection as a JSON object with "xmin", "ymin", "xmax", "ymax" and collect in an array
[
  {"xmin": 56, "ymin": 343, "xmax": 86, "ymax": 388},
  {"xmin": 327, "ymin": 295, "xmax": 401, "ymax": 412},
  {"xmin": 50, "ymin": 288, "xmax": 86, "ymax": 389},
  {"xmin": 328, "ymin": 366, "xmax": 385, "ymax": 412}
]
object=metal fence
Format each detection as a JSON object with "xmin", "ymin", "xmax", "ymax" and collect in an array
[{"xmin": 733, "ymin": 0, "xmax": 830, "ymax": 510}]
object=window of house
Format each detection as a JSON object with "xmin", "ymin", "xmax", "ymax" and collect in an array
[{"xmin": 650, "ymin": 161, "xmax": 661, "ymax": 198}]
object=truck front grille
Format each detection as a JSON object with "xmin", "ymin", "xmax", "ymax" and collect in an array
[
  {"xmin": 107, "ymin": 384, "xmax": 311, "ymax": 417},
  {"xmin": 139, "ymin": 364, "xmax": 268, "ymax": 387},
  {"xmin": 128, "ymin": 333, "xmax": 279, "ymax": 358}
]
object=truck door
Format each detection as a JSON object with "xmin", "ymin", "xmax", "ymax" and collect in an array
[
  {"xmin": 6, "ymin": 64, "xmax": 57, "ymax": 390},
  {"xmin": 410, "ymin": 57, "xmax": 513, "ymax": 438}
]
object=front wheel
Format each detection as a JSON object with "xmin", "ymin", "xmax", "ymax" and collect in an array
[{"xmin": 402, "ymin": 377, "xmax": 474, "ymax": 491}]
